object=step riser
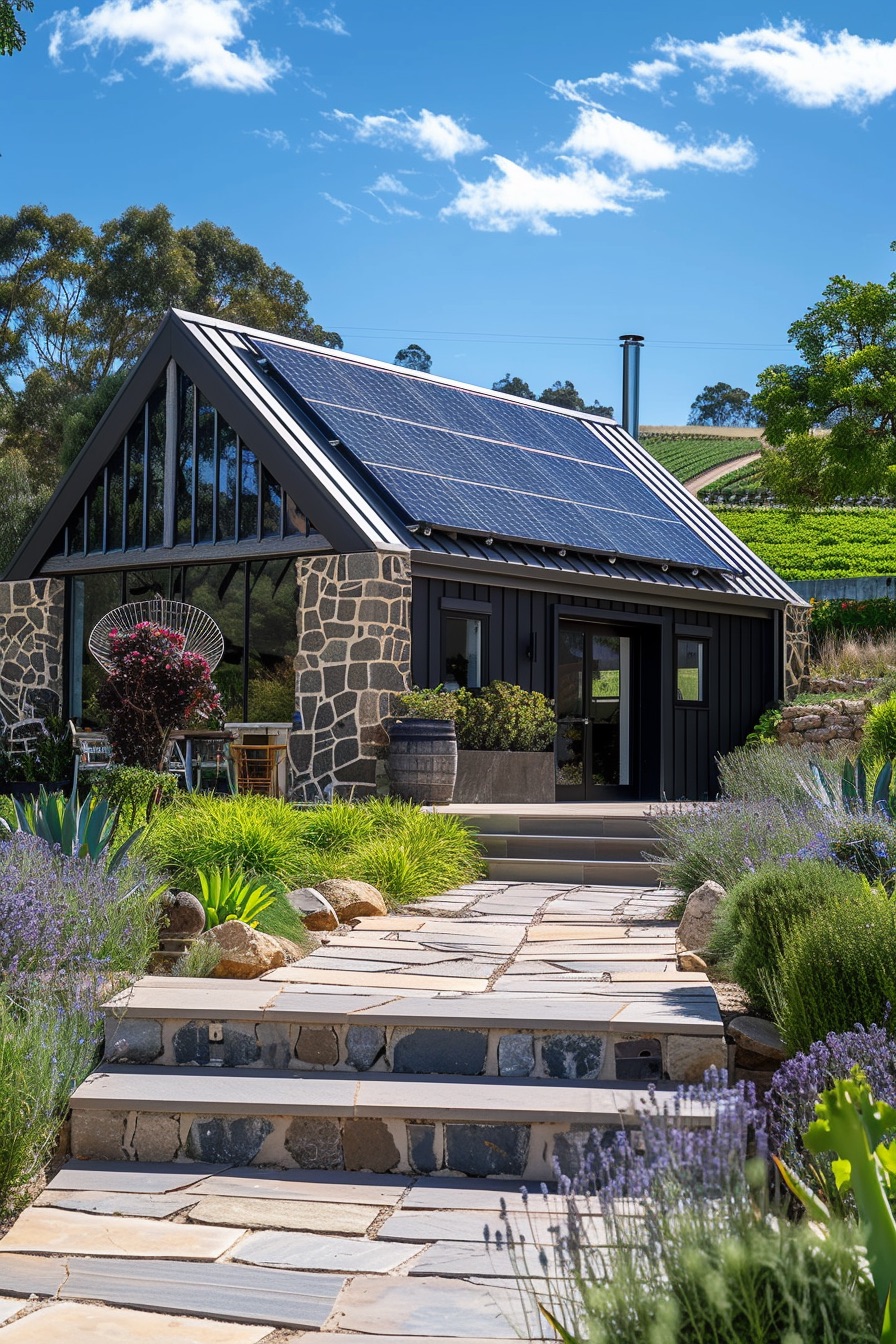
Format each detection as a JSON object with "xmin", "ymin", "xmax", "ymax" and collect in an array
[
  {"xmin": 69, "ymin": 1107, "xmax": 646, "ymax": 1182},
  {"xmin": 464, "ymin": 816, "xmax": 658, "ymax": 839},
  {"xmin": 105, "ymin": 1018, "xmax": 724, "ymax": 1084},
  {"xmin": 477, "ymin": 835, "xmax": 654, "ymax": 861},
  {"xmin": 484, "ymin": 857, "xmax": 660, "ymax": 883}
]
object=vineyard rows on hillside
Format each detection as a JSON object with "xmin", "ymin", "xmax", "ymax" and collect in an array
[
  {"xmin": 643, "ymin": 435, "xmax": 762, "ymax": 482},
  {"xmin": 714, "ymin": 507, "xmax": 896, "ymax": 579}
]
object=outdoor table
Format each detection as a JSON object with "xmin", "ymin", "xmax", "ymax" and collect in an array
[{"xmin": 167, "ymin": 730, "xmax": 235, "ymax": 792}]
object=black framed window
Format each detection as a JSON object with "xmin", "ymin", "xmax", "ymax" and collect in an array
[
  {"xmin": 675, "ymin": 638, "xmax": 707, "ymax": 704},
  {"xmin": 442, "ymin": 613, "xmax": 485, "ymax": 689}
]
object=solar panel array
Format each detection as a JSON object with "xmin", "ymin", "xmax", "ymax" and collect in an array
[{"xmin": 254, "ymin": 340, "xmax": 728, "ymax": 571}]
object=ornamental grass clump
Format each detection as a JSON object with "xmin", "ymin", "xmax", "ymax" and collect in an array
[
  {"xmin": 708, "ymin": 860, "xmax": 867, "ymax": 1011},
  {"xmin": 98, "ymin": 621, "xmax": 222, "ymax": 769}
]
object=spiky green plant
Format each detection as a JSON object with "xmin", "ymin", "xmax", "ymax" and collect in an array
[
  {"xmin": 194, "ymin": 867, "xmax": 277, "ymax": 928},
  {"xmin": 1, "ymin": 786, "xmax": 142, "ymax": 871}
]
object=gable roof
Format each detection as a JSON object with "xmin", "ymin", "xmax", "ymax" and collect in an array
[{"xmin": 7, "ymin": 309, "xmax": 804, "ymax": 608}]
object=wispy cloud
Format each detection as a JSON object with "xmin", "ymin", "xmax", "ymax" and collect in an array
[
  {"xmin": 589, "ymin": 21, "xmax": 896, "ymax": 113},
  {"xmin": 250, "ymin": 127, "xmax": 290, "ymax": 149},
  {"xmin": 332, "ymin": 107, "xmax": 486, "ymax": 160},
  {"xmin": 562, "ymin": 106, "xmax": 754, "ymax": 173},
  {"xmin": 365, "ymin": 172, "xmax": 409, "ymax": 195},
  {"xmin": 442, "ymin": 157, "xmax": 661, "ymax": 236},
  {"xmin": 49, "ymin": 0, "xmax": 286, "ymax": 91},
  {"xmin": 295, "ymin": 6, "xmax": 347, "ymax": 35}
]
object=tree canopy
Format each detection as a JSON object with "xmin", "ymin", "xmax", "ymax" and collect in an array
[
  {"xmin": 0, "ymin": 203, "xmax": 341, "ymax": 472},
  {"xmin": 394, "ymin": 343, "xmax": 432, "ymax": 373},
  {"xmin": 0, "ymin": 0, "xmax": 31, "ymax": 55},
  {"xmin": 688, "ymin": 382, "xmax": 763, "ymax": 428},
  {"xmin": 755, "ymin": 245, "xmax": 896, "ymax": 508},
  {"xmin": 493, "ymin": 374, "xmax": 612, "ymax": 417}
]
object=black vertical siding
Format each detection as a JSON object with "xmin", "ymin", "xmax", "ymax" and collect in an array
[{"xmin": 411, "ymin": 574, "xmax": 778, "ymax": 800}]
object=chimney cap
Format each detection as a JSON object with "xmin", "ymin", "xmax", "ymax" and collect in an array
[{"xmin": 619, "ymin": 333, "xmax": 645, "ymax": 343}]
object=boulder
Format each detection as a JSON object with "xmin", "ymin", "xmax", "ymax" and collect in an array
[
  {"xmin": 285, "ymin": 887, "xmax": 339, "ymax": 932},
  {"xmin": 271, "ymin": 935, "xmax": 308, "ymax": 963},
  {"xmin": 677, "ymin": 880, "xmax": 726, "ymax": 954},
  {"xmin": 678, "ymin": 951, "xmax": 708, "ymax": 973},
  {"xmin": 202, "ymin": 921, "xmax": 285, "ymax": 979},
  {"xmin": 728, "ymin": 1015, "xmax": 786, "ymax": 1062},
  {"xmin": 161, "ymin": 890, "xmax": 206, "ymax": 937},
  {"xmin": 314, "ymin": 878, "xmax": 388, "ymax": 921}
]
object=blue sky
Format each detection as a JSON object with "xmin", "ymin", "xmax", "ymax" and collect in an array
[{"xmin": 5, "ymin": 2, "xmax": 896, "ymax": 420}]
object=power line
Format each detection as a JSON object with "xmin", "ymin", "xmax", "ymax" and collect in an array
[{"xmin": 331, "ymin": 324, "xmax": 792, "ymax": 353}]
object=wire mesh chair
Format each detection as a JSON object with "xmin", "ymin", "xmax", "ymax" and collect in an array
[{"xmin": 88, "ymin": 600, "xmax": 225, "ymax": 673}]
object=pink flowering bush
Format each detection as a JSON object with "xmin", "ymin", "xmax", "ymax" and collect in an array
[{"xmin": 98, "ymin": 622, "xmax": 222, "ymax": 769}]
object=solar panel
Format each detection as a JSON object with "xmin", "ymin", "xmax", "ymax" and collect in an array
[{"xmin": 254, "ymin": 340, "xmax": 729, "ymax": 571}]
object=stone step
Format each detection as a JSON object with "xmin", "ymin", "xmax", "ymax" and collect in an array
[
  {"xmin": 483, "ymin": 856, "xmax": 657, "ymax": 884},
  {"xmin": 476, "ymin": 833, "xmax": 655, "ymax": 862},
  {"xmin": 69, "ymin": 1066, "xmax": 710, "ymax": 1181},
  {"xmin": 452, "ymin": 810, "xmax": 658, "ymax": 839},
  {"xmin": 103, "ymin": 985, "xmax": 725, "ymax": 1084}
]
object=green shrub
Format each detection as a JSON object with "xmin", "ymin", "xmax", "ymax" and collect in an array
[
  {"xmin": 142, "ymin": 794, "xmax": 483, "ymax": 906},
  {"xmin": 397, "ymin": 682, "xmax": 556, "ymax": 751},
  {"xmin": 89, "ymin": 766, "xmax": 178, "ymax": 829},
  {"xmin": 861, "ymin": 695, "xmax": 896, "ymax": 759},
  {"xmin": 774, "ymin": 881, "xmax": 896, "ymax": 1052},
  {"xmin": 743, "ymin": 705, "xmax": 782, "ymax": 746},
  {"xmin": 580, "ymin": 1204, "xmax": 878, "ymax": 1344},
  {"xmin": 195, "ymin": 867, "xmax": 277, "ymax": 928},
  {"xmin": 709, "ymin": 861, "xmax": 866, "ymax": 1011},
  {"xmin": 171, "ymin": 939, "xmax": 222, "ymax": 978}
]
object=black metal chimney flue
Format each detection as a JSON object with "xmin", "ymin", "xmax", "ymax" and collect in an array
[{"xmin": 619, "ymin": 334, "xmax": 644, "ymax": 439}]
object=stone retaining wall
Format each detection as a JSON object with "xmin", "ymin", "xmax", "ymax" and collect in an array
[{"xmin": 776, "ymin": 698, "xmax": 869, "ymax": 746}]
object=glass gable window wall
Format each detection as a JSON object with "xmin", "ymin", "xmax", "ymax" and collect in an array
[
  {"xmin": 53, "ymin": 368, "xmax": 310, "ymax": 559},
  {"xmin": 70, "ymin": 560, "xmax": 299, "ymax": 725}
]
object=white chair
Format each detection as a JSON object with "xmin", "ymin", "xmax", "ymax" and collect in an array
[{"xmin": 70, "ymin": 722, "xmax": 113, "ymax": 789}]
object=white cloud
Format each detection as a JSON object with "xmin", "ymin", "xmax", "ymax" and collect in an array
[
  {"xmin": 365, "ymin": 172, "xmax": 409, "ymax": 195},
  {"xmin": 251, "ymin": 127, "xmax": 290, "ymax": 149},
  {"xmin": 50, "ymin": 0, "xmax": 286, "ymax": 92},
  {"xmin": 563, "ymin": 106, "xmax": 754, "ymax": 173},
  {"xmin": 332, "ymin": 107, "xmax": 486, "ymax": 160},
  {"xmin": 296, "ymin": 6, "xmax": 346, "ymax": 35},
  {"xmin": 556, "ymin": 59, "xmax": 679, "ymax": 99},
  {"xmin": 441, "ymin": 156, "xmax": 661, "ymax": 235}
]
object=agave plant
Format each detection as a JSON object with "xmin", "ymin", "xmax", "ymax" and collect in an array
[
  {"xmin": 195, "ymin": 867, "xmax": 277, "ymax": 928},
  {"xmin": 810, "ymin": 757, "xmax": 896, "ymax": 819},
  {"xmin": 0, "ymin": 786, "xmax": 142, "ymax": 872}
]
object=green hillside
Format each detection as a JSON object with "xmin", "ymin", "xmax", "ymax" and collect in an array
[{"xmin": 642, "ymin": 434, "xmax": 763, "ymax": 483}]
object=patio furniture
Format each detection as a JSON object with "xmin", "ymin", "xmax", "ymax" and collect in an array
[
  {"xmin": 230, "ymin": 742, "xmax": 286, "ymax": 797},
  {"xmin": 166, "ymin": 729, "xmax": 235, "ymax": 793},
  {"xmin": 89, "ymin": 599, "xmax": 225, "ymax": 674},
  {"xmin": 70, "ymin": 723, "xmax": 113, "ymax": 788}
]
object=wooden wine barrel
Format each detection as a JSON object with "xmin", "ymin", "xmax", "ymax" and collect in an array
[{"xmin": 387, "ymin": 719, "xmax": 458, "ymax": 805}]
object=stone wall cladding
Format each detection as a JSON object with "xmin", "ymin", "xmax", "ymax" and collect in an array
[
  {"xmin": 0, "ymin": 579, "xmax": 64, "ymax": 719},
  {"xmin": 777, "ymin": 698, "xmax": 870, "ymax": 747},
  {"xmin": 783, "ymin": 603, "xmax": 811, "ymax": 698},
  {"xmin": 288, "ymin": 552, "xmax": 412, "ymax": 800}
]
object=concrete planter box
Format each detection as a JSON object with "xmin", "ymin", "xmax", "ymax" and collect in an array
[{"xmin": 453, "ymin": 750, "xmax": 555, "ymax": 804}]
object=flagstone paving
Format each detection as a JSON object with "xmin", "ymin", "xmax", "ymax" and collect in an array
[{"xmin": 0, "ymin": 877, "xmax": 720, "ymax": 1340}]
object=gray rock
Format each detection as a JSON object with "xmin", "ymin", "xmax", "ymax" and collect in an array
[
  {"xmin": 497, "ymin": 1033, "xmax": 534, "ymax": 1077},
  {"xmin": 728, "ymin": 1015, "xmax": 786, "ymax": 1061},
  {"xmin": 285, "ymin": 1117, "xmax": 343, "ymax": 1169},
  {"xmin": 256, "ymin": 1022, "xmax": 292, "ymax": 1070},
  {"xmin": 408, "ymin": 1124, "xmax": 438, "ymax": 1173},
  {"xmin": 162, "ymin": 889, "xmax": 206, "ymax": 936},
  {"xmin": 219, "ymin": 1024, "xmax": 261, "ymax": 1068},
  {"xmin": 392, "ymin": 1028, "xmax": 487, "ymax": 1076},
  {"xmin": 187, "ymin": 1116, "xmax": 272, "ymax": 1164},
  {"xmin": 173, "ymin": 1020, "xmax": 210, "ymax": 1066},
  {"xmin": 541, "ymin": 1033, "xmax": 605, "ymax": 1080},
  {"xmin": 105, "ymin": 1017, "xmax": 163, "ymax": 1064},
  {"xmin": 286, "ymin": 888, "xmax": 338, "ymax": 933},
  {"xmin": 345, "ymin": 1024, "xmax": 385, "ymax": 1071},
  {"xmin": 444, "ymin": 1123, "xmax": 529, "ymax": 1177},
  {"xmin": 677, "ymin": 880, "xmax": 726, "ymax": 953}
]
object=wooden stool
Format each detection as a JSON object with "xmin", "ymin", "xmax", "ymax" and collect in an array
[{"xmin": 231, "ymin": 742, "xmax": 286, "ymax": 797}]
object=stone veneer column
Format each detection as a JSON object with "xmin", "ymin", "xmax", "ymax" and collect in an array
[
  {"xmin": 0, "ymin": 579, "xmax": 64, "ymax": 715},
  {"xmin": 288, "ymin": 552, "xmax": 412, "ymax": 800},
  {"xmin": 783, "ymin": 602, "xmax": 811, "ymax": 698}
]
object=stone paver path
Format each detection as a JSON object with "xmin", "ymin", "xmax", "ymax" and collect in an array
[{"xmin": 0, "ymin": 880, "xmax": 721, "ymax": 1340}]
